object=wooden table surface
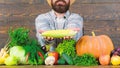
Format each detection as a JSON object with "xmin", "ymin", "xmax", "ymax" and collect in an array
[{"xmin": 0, "ymin": 65, "xmax": 120, "ymax": 68}]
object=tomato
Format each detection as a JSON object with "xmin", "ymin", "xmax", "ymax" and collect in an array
[{"xmin": 48, "ymin": 52, "xmax": 59, "ymax": 64}]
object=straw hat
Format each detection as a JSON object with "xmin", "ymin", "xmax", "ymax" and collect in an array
[{"xmin": 47, "ymin": 0, "xmax": 75, "ymax": 6}]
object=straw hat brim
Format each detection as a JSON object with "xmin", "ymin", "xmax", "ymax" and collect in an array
[{"xmin": 47, "ymin": 0, "xmax": 75, "ymax": 6}]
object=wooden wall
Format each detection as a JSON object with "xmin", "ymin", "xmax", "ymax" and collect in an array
[{"xmin": 0, "ymin": 0, "xmax": 120, "ymax": 48}]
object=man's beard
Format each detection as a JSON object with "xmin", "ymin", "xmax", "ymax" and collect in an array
[{"xmin": 51, "ymin": 0, "xmax": 70, "ymax": 13}]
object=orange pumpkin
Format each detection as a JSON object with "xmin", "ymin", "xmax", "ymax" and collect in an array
[{"xmin": 76, "ymin": 32, "xmax": 114, "ymax": 58}]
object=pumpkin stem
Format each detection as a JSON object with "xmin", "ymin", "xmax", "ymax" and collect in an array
[{"xmin": 92, "ymin": 31, "xmax": 95, "ymax": 36}]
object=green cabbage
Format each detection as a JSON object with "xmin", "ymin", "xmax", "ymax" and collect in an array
[{"xmin": 10, "ymin": 46, "xmax": 26, "ymax": 64}]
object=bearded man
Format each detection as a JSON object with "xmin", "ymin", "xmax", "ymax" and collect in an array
[{"xmin": 35, "ymin": 0, "xmax": 83, "ymax": 52}]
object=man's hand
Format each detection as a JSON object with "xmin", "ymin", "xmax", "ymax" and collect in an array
[
  {"xmin": 63, "ymin": 36, "xmax": 73, "ymax": 40},
  {"xmin": 68, "ymin": 27, "xmax": 80, "ymax": 32},
  {"xmin": 63, "ymin": 28, "xmax": 80, "ymax": 40},
  {"xmin": 44, "ymin": 36, "xmax": 54, "ymax": 41},
  {"xmin": 39, "ymin": 28, "xmax": 80, "ymax": 40}
]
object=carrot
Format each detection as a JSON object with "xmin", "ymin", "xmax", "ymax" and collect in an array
[
  {"xmin": 26, "ymin": 52, "xmax": 30, "ymax": 63},
  {"xmin": 38, "ymin": 52, "xmax": 44, "ymax": 60}
]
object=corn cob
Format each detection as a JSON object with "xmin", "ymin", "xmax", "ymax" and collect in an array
[{"xmin": 41, "ymin": 29, "xmax": 77, "ymax": 38}]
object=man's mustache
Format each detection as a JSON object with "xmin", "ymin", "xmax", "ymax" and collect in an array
[{"xmin": 55, "ymin": 0, "xmax": 66, "ymax": 4}]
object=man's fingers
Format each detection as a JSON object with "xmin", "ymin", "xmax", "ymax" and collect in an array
[
  {"xmin": 39, "ymin": 30, "xmax": 45, "ymax": 33},
  {"xmin": 47, "ymin": 37, "xmax": 50, "ymax": 40},
  {"xmin": 44, "ymin": 36, "xmax": 47, "ymax": 40},
  {"xmin": 65, "ymin": 36, "xmax": 69, "ymax": 39},
  {"xmin": 44, "ymin": 36, "xmax": 73, "ymax": 40},
  {"xmin": 44, "ymin": 36, "xmax": 54, "ymax": 41},
  {"xmin": 47, "ymin": 37, "xmax": 54, "ymax": 40},
  {"xmin": 73, "ymin": 28, "xmax": 80, "ymax": 31},
  {"xmin": 50, "ymin": 37, "xmax": 54, "ymax": 40},
  {"xmin": 68, "ymin": 28, "xmax": 80, "ymax": 32},
  {"xmin": 63, "ymin": 36, "xmax": 73, "ymax": 40},
  {"xmin": 70, "ymin": 36, "xmax": 73, "ymax": 39}
]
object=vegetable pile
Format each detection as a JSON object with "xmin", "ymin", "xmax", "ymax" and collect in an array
[
  {"xmin": 0, "ymin": 27, "xmax": 44, "ymax": 65},
  {"xmin": 0, "ymin": 28, "xmax": 118, "ymax": 66}
]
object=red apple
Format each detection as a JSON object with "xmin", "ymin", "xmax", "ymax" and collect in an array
[{"xmin": 99, "ymin": 54, "xmax": 110, "ymax": 65}]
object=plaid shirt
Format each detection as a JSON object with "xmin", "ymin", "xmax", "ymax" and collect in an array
[{"xmin": 35, "ymin": 10, "xmax": 83, "ymax": 47}]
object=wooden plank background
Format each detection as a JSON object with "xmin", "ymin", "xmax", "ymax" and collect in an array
[{"xmin": 0, "ymin": 0, "xmax": 120, "ymax": 48}]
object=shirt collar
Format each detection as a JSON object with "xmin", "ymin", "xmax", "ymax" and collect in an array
[{"xmin": 50, "ymin": 10, "xmax": 70, "ymax": 19}]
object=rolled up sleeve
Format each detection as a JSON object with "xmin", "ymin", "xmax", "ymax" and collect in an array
[
  {"xmin": 35, "ymin": 14, "xmax": 51, "ymax": 46},
  {"xmin": 66, "ymin": 14, "xmax": 83, "ymax": 41}
]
